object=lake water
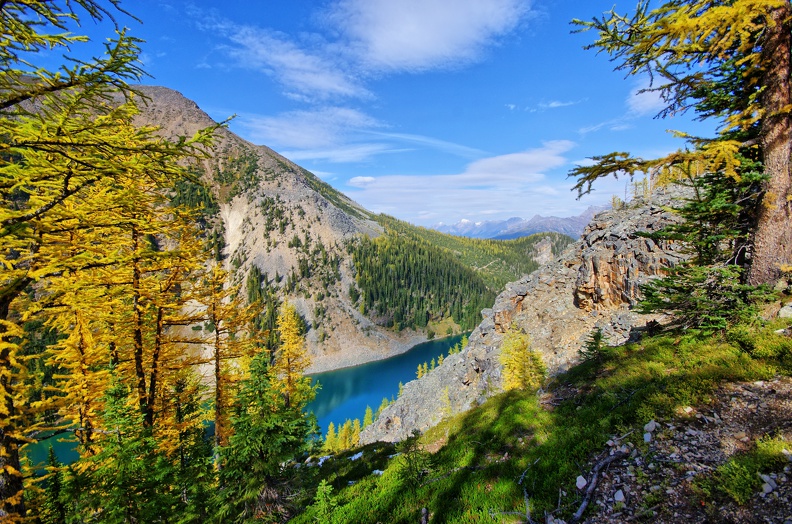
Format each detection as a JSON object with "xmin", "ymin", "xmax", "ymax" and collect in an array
[
  {"xmin": 24, "ymin": 334, "xmax": 464, "ymax": 467},
  {"xmin": 308, "ymin": 334, "xmax": 465, "ymax": 434}
]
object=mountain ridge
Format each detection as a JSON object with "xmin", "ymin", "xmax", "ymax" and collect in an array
[{"xmin": 433, "ymin": 205, "xmax": 607, "ymax": 239}]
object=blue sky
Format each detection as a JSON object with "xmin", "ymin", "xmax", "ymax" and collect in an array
[{"xmin": 76, "ymin": 0, "xmax": 715, "ymax": 226}]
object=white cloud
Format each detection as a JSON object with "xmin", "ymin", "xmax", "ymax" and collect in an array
[
  {"xmin": 325, "ymin": 0, "xmax": 532, "ymax": 71},
  {"xmin": 462, "ymin": 140, "xmax": 573, "ymax": 182},
  {"xmin": 348, "ymin": 176, "xmax": 376, "ymax": 187},
  {"xmin": 539, "ymin": 99, "xmax": 582, "ymax": 109},
  {"xmin": 239, "ymin": 107, "xmax": 382, "ymax": 149},
  {"xmin": 363, "ymin": 131, "xmax": 485, "ymax": 158},
  {"xmin": 238, "ymin": 111, "xmax": 488, "ymax": 163},
  {"xmin": 224, "ymin": 27, "xmax": 369, "ymax": 101},
  {"xmin": 284, "ymin": 144, "xmax": 402, "ymax": 163},
  {"xmin": 627, "ymin": 81, "xmax": 666, "ymax": 117},
  {"xmin": 341, "ymin": 141, "xmax": 596, "ymax": 225}
]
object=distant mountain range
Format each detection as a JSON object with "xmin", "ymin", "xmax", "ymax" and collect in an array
[{"xmin": 433, "ymin": 206, "xmax": 608, "ymax": 239}]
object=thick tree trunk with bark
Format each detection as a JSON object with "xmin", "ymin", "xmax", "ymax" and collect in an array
[{"xmin": 749, "ymin": 2, "xmax": 792, "ymax": 286}]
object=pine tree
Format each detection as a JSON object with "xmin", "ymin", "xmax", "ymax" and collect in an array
[
  {"xmin": 570, "ymin": 0, "xmax": 792, "ymax": 286},
  {"xmin": 198, "ymin": 265, "xmax": 259, "ymax": 450},
  {"xmin": 310, "ymin": 479, "xmax": 338, "ymax": 523},
  {"xmin": 352, "ymin": 419, "xmax": 361, "ymax": 447},
  {"xmin": 63, "ymin": 375, "xmax": 179, "ymax": 523},
  {"xmin": 40, "ymin": 447, "xmax": 66, "ymax": 524},
  {"xmin": 338, "ymin": 420, "xmax": 352, "ymax": 450},
  {"xmin": 637, "ymin": 165, "xmax": 774, "ymax": 330},
  {"xmin": 375, "ymin": 397, "xmax": 390, "ymax": 419},
  {"xmin": 0, "ymin": 4, "xmax": 213, "ymax": 514},
  {"xmin": 215, "ymin": 351, "xmax": 317, "ymax": 522}
]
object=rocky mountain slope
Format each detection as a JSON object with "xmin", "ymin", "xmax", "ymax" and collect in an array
[
  {"xmin": 361, "ymin": 188, "xmax": 691, "ymax": 443},
  {"xmin": 133, "ymin": 86, "xmax": 426, "ymax": 373}
]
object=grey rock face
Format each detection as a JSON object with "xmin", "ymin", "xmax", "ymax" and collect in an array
[{"xmin": 360, "ymin": 187, "xmax": 692, "ymax": 444}]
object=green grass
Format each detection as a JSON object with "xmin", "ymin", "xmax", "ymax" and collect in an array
[
  {"xmin": 291, "ymin": 324, "xmax": 789, "ymax": 523},
  {"xmin": 697, "ymin": 434, "xmax": 791, "ymax": 505}
]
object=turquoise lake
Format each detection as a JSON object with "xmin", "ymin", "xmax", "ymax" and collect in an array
[
  {"xmin": 308, "ymin": 334, "xmax": 465, "ymax": 434},
  {"xmin": 24, "ymin": 334, "xmax": 464, "ymax": 467}
]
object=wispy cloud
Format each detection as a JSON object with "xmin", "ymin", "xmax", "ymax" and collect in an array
[
  {"xmin": 363, "ymin": 131, "xmax": 486, "ymax": 158},
  {"xmin": 578, "ymin": 78, "xmax": 666, "ymax": 135},
  {"xmin": 348, "ymin": 176, "xmax": 376, "ymax": 187},
  {"xmin": 341, "ymin": 140, "xmax": 599, "ymax": 225},
  {"xmin": 238, "ymin": 110, "xmax": 487, "ymax": 163},
  {"xmin": 191, "ymin": 1, "xmax": 533, "ymax": 101},
  {"xmin": 325, "ymin": 0, "xmax": 533, "ymax": 72},
  {"xmin": 538, "ymin": 99, "xmax": 583, "ymax": 110},
  {"xmin": 188, "ymin": 1, "xmax": 536, "ymax": 161},
  {"xmin": 223, "ymin": 27, "xmax": 369, "ymax": 101},
  {"xmin": 283, "ymin": 144, "xmax": 405, "ymax": 164},
  {"xmin": 239, "ymin": 107, "xmax": 382, "ymax": 149},
  {"xmin": 626, "ymin": 80, "xmax": 666, "ymax": 117}
]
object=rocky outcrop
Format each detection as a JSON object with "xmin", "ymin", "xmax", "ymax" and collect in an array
[
  {"xmin": 574, "ymin": 193, "xmax": 687, "ymax": 311},
  {"xmin": 532, "ymin": 237, "xmax": 554, "ymax": 265},
  {"xmin": 360, "ymin": 187, "xmax": 691, "ymax": 444}
]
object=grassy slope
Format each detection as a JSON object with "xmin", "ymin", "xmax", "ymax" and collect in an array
[{"xmin": 291, "ymin": 321, "xmax": 792, "ymax": 523}]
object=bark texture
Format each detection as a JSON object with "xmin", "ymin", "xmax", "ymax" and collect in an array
[{"xmin": 749, "ymin": 2, "xmax": 792, "ymax": 285}]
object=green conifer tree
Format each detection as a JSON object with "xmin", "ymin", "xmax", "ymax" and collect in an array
[{"xmin": 214, "ymin": 351, "xmax": 317, "ymax": 522}]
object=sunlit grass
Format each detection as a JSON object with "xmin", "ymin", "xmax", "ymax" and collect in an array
[{"xmin": 291, "ymin": 324, "xmax": 790, "ymax": 523}]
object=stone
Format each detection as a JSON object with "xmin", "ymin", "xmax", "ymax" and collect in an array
[
  {"xmin": 644, "ymin": 432, "xmax": 652, "ymax": 443},
  {"xmin": 576, "ymin": 475, "xmax": 587, "ymax": 490},
  {"xmin": 614, "ymin": 489, "xmax": 625, "ymax": 502},
  {"xmin": 762, "ymin": 482, "xmax": 774, "ymax": 494},
  {"xmin": 779, "ymin": 305, "xmax": 792, "ymax": 319},
  {"xmin": 760, "ymin": 474, "xmax": 778, "ymax": 490},
  {"xmin": 644, "ymin": 420, "xmax": 657, "ymax": 433}
]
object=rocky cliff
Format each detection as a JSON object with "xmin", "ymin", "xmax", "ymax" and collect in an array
[{"xmin": 360, "ymin": 187, "xmax": 691, "ymax": 444}]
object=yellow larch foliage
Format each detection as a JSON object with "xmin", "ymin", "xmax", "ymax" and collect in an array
[
  {"xmin": 272, "ymin": 301, "xmax": 311, "ymax": 408},
  {"xmin": 499, "ymin": 330, "xmax": 546, "ymax": 392}
]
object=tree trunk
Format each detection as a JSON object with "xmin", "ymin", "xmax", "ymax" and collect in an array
[
  {"xmin": 749, "ymin": 2, "xmax": 792, "ymax": 286},
  {"xmin": 131, "ymin": 225, "xmax": 149, "ymax": 418}
]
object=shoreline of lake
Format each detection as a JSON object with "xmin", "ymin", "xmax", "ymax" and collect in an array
[{"xmin": 306, "ymin": 332, "xmax": 463, "ymax": 375}]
